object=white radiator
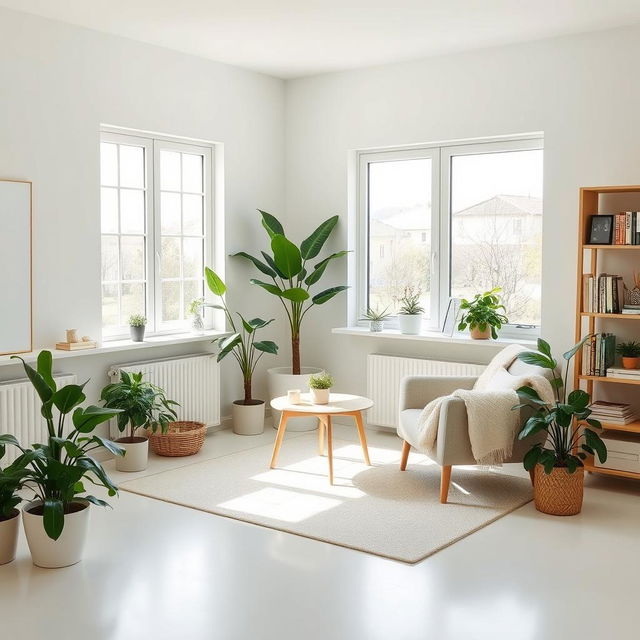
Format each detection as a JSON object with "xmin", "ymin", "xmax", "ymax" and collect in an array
[
  {"xmin": 108, "ymin": 353, "xmax": 220, "ymax": 434},
  {"xmin": 367, "ymin": 354, "xmax": 485, "ymax": 428},
  {"xmin": 0, "ymin": 373, "xmax": 77, "ymax": 464}
]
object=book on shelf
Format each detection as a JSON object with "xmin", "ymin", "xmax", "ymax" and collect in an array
[
  {"xmin": 621, "ymin": 307, "xmax": 640, "ymax": 315},
  {"xmin": 589, "ymin": 400, "xmax": 638, "ymax": 425},
  {"xmin": 582, "ymin": 274, "xmax": 624, "ymax": 313},
  {"xmin": 581, "ymin": 333, "xmax": 616, "ymax": 376},
  {"xmin": 613, "ymin": 211, "xmax": 640, "ymax": 245},
  {"xmin": 607, "ymin": 367, "xmax": 640, "ymax": 381}
]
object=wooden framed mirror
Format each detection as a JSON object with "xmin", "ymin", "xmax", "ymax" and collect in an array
[{"xmin": 0, "ymin": 179, "xmax": 32, "ymax": 355}]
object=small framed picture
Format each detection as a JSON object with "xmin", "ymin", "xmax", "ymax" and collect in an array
[
  {"xmin": 441, "ymin": 297, "xmax": 462, "ymax": 336},
  {"xmin": 588, "ymin": 215, "xmax": 614, "ymax": 245}
]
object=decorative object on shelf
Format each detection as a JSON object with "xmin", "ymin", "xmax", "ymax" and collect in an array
[
  {"xmin": 0, "ymin": 435, "xmax": 26, "ymax": 565},
  {"xmin": 66, "ymin": 329, "xmax": 79, "ymax": 343},
  {"xmin": 9, "ymin": 351, "xmax": 124, "ymax": 567},
  {"xmin": 396, "ymin": 287, "xmax": 424, "ymax": 335},
  {"xmin": 587, "ymin": 214, "xmax": 613, "ymax": 245},
  {"xmin": 581, "ymin": 333, "xmax": 616, "ymax": 376},
  {"xmin": 513, "ymin": 337, "xmax": 607, "ymax": 516},
  {"xmin": 148, "ymin": 421, "xmax": 206, "ymax": 457},
  {"xmin": 205, "ymin": 267, "xmax": 278, "ymax": 436},
  {"xmin": 624, "ymin": 271, "xmax": 640, "ymax": 306},
  {"xmin": 308, "ymin": 371, "xmax": 334, "ymax": 405},
  {"xmin": 128, "ymin": 314, "xmax": 147, "ymax": 342},
  {"xmin": 441, "ymin": 297, "xmax": 462, "ymax": 336},
  {"xmin": 56, "ymin": 331, "xmax": 97, "ymax": 351},
  {"xmin": 188, "ymin": 297, "xmax": 205, "ymax": 334},
  {"xmin": 287, "ymin": 389, "xmax": 301, "ymax": 404},
  {"xmin": 616, "ymin": 341, "xmax": 640, "ymax": 370},
  {"xmin": 362, "ymin": 306, "xmax": 391, "ymax": 332},
  {"xmin": 101, "ymin": 371, "xmax": 179, "ymax": 472},
  {"xmin": 457, "ymin": 287, "xmax": 508, "ymax": 340}
]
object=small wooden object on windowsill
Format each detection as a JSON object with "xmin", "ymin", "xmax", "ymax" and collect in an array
[{"xmin": 56, "ymin": 333, "xmax": 97, "ymax": 351}]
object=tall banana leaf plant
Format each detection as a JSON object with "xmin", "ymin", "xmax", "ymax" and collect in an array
[{"xmin": 233, "ymin": 210, "xmax": 348, "ymax": 375}]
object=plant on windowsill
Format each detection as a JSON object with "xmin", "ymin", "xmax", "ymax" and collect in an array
[
  {"xmin": 0, "ymin": 435, "xmax": 28, "ymax": 565},
  {"xmin": 396, "ymin": 287, "xmax": 424, "ymax": 335},
  {"xmin": 512, "ymin": 337, "xmax": 607, "ymax": 516},
  {"xmin": 362, "ymin": 307, "xmax": 391, "ymax": 332},
  {"xmin": 616, "ymin": 341, "xmax": 640, "ymax": 370},
  {"xmin": 309, "ymin": 371, "xmax": 334, "ymax": 405},
  {"xmin": 129, "ymin": 313, "xmax": 147, "ymax": 342},
  {"xmin": 457, "ymin": 287, "xmax": 508, "ymax": 340},
  {"xmin": 188, "ymin": 297, "xmax": 205, "ymax": 334},
  {"xmin": 205, "ymin": 267, "xmax": 279, "ymax": 435}
]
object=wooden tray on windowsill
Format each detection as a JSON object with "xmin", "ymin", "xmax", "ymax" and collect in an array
[{"xmin": 55, "ymin": 341, "xmax": 97, "ymax": 351}]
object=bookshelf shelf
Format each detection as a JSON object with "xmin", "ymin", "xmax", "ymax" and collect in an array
[
  {"xmin": 581, "ymin": 312, "xmax": 640, "ymax": 319},
  {"xmin": 584, "ymin": 461, "xmax": 640, "ymax": 480},
  {"xmin": 582, "ymin": 244, "xmax": 640, "ymax": 250},
  {"xmin": 578, "ymin": 375, "xmax": 640, "ymax": 386}
]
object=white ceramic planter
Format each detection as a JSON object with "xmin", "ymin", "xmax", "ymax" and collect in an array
[
  {"xmin": 23, "ymin": 499, "xmax": 90, "ymax": 568},
  {"xmin": 267, "ymin": 366, "xmax": 322, "ymax": 431},
  {"xmin": 370, "ymin": 320, "xmax": 384, "ymax": 332},
  {"xmin": 115, "ymin": 437, "xmax": 149, "ymax": 472},
  {"xmin": 232, "ymin": 400, "xmax": 265, "ymax": 435},
  {"xmin": 0, "ymin": 509, "xmax": 20, "ymax": 565},
  {"xmin": 398, "ymin": 313, "xmax": 423, "ymax": 335},
  {"xmin": 310, "ymin": 388, "xmax": 330, "ymax": 404}
]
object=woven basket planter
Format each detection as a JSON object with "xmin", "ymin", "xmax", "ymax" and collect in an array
[
  {"xmin": 148, "ymin": 421, "xmax": 206, "ymax": 457},
  {"xmin": 533, "ymin": 464, "xmax": 584, "ymax": 516}
]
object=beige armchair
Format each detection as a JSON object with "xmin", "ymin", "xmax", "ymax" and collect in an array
[{"xmin": 398, "ymin": 358, "xmax": 549, "ymax": 503}]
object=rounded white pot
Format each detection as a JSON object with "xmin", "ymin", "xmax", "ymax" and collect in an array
[
  {"xmin": 115, "ymin": 437, "xmax": 149, "ymax": 472},
  {"xmin": 23, "ymin": 499, "xmax": 90, "ymax": 568},
  {"xmin": 267, "ymin": 366, "xmax": 322, "ymax": 431},
  {"xmin": 0, "ymin": 509, "xmax": 20, "ymax": 565},
  {"xmin": 310, "ymin": 388, "xmax": 330, "ymax": 404},
  {"xmin": 232, "ymin": 400, "xmax": 265, "ymax": 435},
  {"xmin": 398, "ymin": 314, "xmax": 423, "ymax": 335}
]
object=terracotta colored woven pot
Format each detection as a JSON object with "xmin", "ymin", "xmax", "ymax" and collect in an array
[
  {"xmin": 534, "ymin": 464, "xmax": 584, "ymax": 516},
  {"xmin": 470, "ymin": 326, "xmax": 491, "ymax": 340},
  {"xmin": 148, "ymin": 421, "xmax": 206, "ymax": 457}
]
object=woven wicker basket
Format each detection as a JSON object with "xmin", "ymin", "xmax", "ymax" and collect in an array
[
  {"xmin": 148, "ymin": 421, "xmax": 206, "ymax": 457},
  {"xmin": 534, "ymin": 464, "xmax": 584, "ymax": 516}
]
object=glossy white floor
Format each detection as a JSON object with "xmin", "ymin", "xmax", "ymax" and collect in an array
[{"xmin": 2, "ymin": 423, "xmax": 639, "ymax": 640}]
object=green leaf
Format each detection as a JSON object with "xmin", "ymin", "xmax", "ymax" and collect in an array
[
  {"xmin": 566, "ymin": 455, "xmax": 580, "ymax": 473},
  {"xmin": 84, "ymin": 495, "xmax": 111, "ymax": 509},
  {"xmin": 537, "ymin": 338, "xmax": 552, "ymax": 358},
  {"xmin": 205, "ymin": 267, "xmax": 226, "ymax": 296},
  {"xmin": 515, "ymin": 385, "xmax": 544, "ymax": 403},
  {"xmin": 518, "ymin": 415, "xmax": 546, "ymax": 439},
  {"xmin": 72, "ymin": 406, "xmax": 122, "ymax": 433},
  {"xmin": 567, "ymin": 389, "xmax": 590, "ymax": 411},
  {"xmin": 540, "ymin": 450, "xmax": 557, "ymax": 474},
  {"xmin": 305, "ymin": 251, "xmax": 349, "ymax": 286},
  {"xmin": 219, "ymin": 333, "xmax": 241, "ymax": 352},
  {"xmin": 237, "ymin": 313, "xmax": 255, "ymax": 334},
  {"xmin": 248, "ymin": 317, "xmax": 274, "ymax": 329},
  {"xmin": 231, "ymin": 252, "xmax": 277, "ymax": 278},
  {"xmin": 311, "ymin": 285, "xmax": 349, "ymax": 305},
  {"xmin": 280, "ymin": 287, "xmax": 310, "ymax": 302},
  {"xmin": 586, "ymin": 418, "xmax": 602, "ymax": 430},
  {"xmin": 250, "ymin": 279, "xmax": 283, "ymax": 297},
  {"xmin": 87, "ymin": 436, "xmax": 125, "ymax": 458},
  {"xmin": 300, "ymin": 216, "xmax": 339, "ymax": 259},
  {"xmin": 523, "ymin": 446, "xmax": 542, "ymax": 471},
  {"xmin": 43, "ymin": 499, "xmax": 64, "ymax": 540},
  {"xmin": 52, "ymin": 384, "xmax": 87, "ymax": 414},
  {"xmin": 584, "ymin": 428, "xmax": 607, "ymax": 464},
  {"xmin": 517, "ymin": 351, "xmax": 556, "ymax": 370},
  {"xmin": 11, "ymin": 356, "xmax": 54, "ymax": 405},
  {"xmin": 563, "ymin": 334, "xmax": 592, "ymax": 361},
  {"xmin": 36, "ymin": 350, "xmax": 56, "ymax": 393},
  {"xmin": 258, "ymin": 209, "xmax": 285, "ymax": 238},
  {"xmin": 271, "ymin": 234, "xmax": 302, "ymax": 278},
  {"xmin": 261, "ymin": 251, "xmax": 286, "ymax": 278},
  {"xmin": 254, "ymin": 340, "xmax": 278, "ymax": 354}
]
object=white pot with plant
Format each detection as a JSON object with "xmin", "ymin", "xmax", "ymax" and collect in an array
[
  {"xmin": 205, "ymin": 267, "xmax": 279, "ymax": 436},
  {"xmin": 188, "ymin": 297, "xmax": 205, "ymax": 334},
  {"xmin": 101, "ymin": 371, "xmax": 179, "ymax": 472},
  {"xmin": 457, "ymin": 288, "xmax": 508, "ymax": 340},
  {"xmin": 362, "ymin": 307, "xmax": 390, "ymax": 332},
  {"xmin": 397, "ymin": 288, "xmax": 424, "ymax": 335},
  {"xmin": 233, "ymin": 210, "xmax": 348, "ymax": 431},
  {"xmin": 0, "ymin": 435, "xmax": 25, "ymax": 565},
  {"xmin": 9, "ymin": 351, "xmax": 124, "ymax": 568},
  {"xmin": 129, "ymin": 314, "xmax": 147, "ymax": 342},
  {"xmin": 309, "ymin": 371, "xmax": 334, "ymax": 404}
]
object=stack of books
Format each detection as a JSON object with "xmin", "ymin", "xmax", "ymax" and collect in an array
[
  {"xmin": 582, "ymin": 333, "xmax": 616, "ymax": 376},
  {"xmin": 589, "ymin": 401, "xmax": 638, "ymax": 425},
  {"xmin": 622, "ymin": 304, "xmax": 640, "ymax": 315},
  {"xmin": 606, "ymin": 366, "xmax": 640, "ymax": 381},
  {"xmin": 613, "ymin": 212, "xmax": 640, "ymax": 245},
  {"xmin": 582, "ymin": 274, "xmax": 624, "ymax": 313}
]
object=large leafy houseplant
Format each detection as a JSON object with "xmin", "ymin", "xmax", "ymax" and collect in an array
[
  {"xmin": 457, "ymin": 287, "xmax": 508, "ymax": 339},
  {"xmin": 233, "ymin": 210, "xmax": 348, "ymax": 375}
]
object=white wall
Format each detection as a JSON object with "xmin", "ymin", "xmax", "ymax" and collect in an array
[
  {"xmin": 0, "ymin": 7, "xmax": 286, "ymax": 415},
  {"xmin": 284, "ymin": 25, "xmax": 640, "ymax": 399}
]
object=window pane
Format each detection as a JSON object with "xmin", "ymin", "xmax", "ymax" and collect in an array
[
  {"xmin": 450, "ymin": 149, "xmax": 543, "ymax": 326},
  {"xmin": 183, "ymin": 237, "xmax": 203, "ymax": 278},
  {"xmin": 100, "ymin": 143, "xmax": 118, "ymax": 186},
  {"xmin": 119, "ymin": 145, "xmax": 144, "ymax": 188},
  {"xmin": 101, "ymin": 235, "xmax": 119, "ymax": 282},
  {"xmin": 161, "ymin": 192, "xmax": 181, "ymax": 234},
  {"xmin": 121, "ymin": 235, "xmax": 145, "ymax": 281},
  {"xmin": 182, "ymin": 153, "xmax": 203, "ymax": 193},
  {"xmin": 160, "ymin": 150, "xmax": 181, "ymax": 191},
  {"xmin": 161, "ymin": 236, "xmax": 181, "ymax": 278},
  {"xmin": 162, "ymin": 280, "xmax": 181, "ymax": 322},
  {"xmin": 101, "ymin": 187, "xmax": 118, "ymax": 233},
  {"xmin": 184, "ymin": 279, "xmax": 203, "ymax": 316},
  {"xmin": 182, "ymin": 194, "xmax": 203, "ymax": 235},
  {"xmin": 368, "ymin": 158, "xmax": 431, "ymax": 317},
  {"xmin": 120, "ymin": 189, "xmax": 145, "ymax": 234},
  {"xmin": 120, "ymin": 282, "xmax": 145, "ymax": 325},
  {"xmin": 102, "ymin": 284, "xmax": 119, "ymax": 327}
]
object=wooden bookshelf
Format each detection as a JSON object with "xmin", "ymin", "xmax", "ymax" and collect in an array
[{"xmin": 575, "ymin": 185, "xmax": 640, "ymax": 481}]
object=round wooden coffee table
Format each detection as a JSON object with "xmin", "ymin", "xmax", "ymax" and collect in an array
[{"xmin": 269, "ymin": 393, "xmax": 374, "ymax": 484}]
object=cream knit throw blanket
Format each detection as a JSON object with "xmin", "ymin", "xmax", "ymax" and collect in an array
[{"xmin": 413, "ymin": 344, "xmax": 554, "ymax": 465}]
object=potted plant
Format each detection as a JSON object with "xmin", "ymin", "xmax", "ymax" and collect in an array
[
  {"xmin": 457, "ymin": 288, "xmax": 508, "ymax": 339},
  {"xmin": 616, "ymin": 341, "xmax": 640, "ymax": 369},
  {"xmin": 205, "ymin": 267, "xmax": 279, "ymax": 435},
  {"xmin": 129, "ymin": 313, "xmax": 147, "ymax": 342},
  {"xmin": 188, "ymin": 297, "xmax": 205, "ymax": 334},
  {"xmin": 362, "ymin": 307, "xmax": 391, "ymax": 332},
  {"xmin": 233, "ymin": 210, "xmax": 348, "ymax": 430},
  {"xmin": 101, "ymin": 371, "xmax": 178, "ymax": 472},
  {"xmin": 396, "ymin": 287, "xmax": 424, "ymax": 335},
  {"xmin": 0, "ymin": 435, "xmax": 26, "ymax": 565},
  {"xmin": 309, "ymin": 371, "xmax": 334, "ymax": 404},
  {"xmin": 10, "ymin": 351, "xmax": 124, "ymax": 568},
  {"xmin": 513, "ymin": 337, "xmax": 607, "ymax": 516}
]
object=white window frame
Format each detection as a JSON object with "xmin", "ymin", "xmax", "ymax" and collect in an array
[
  {"xmin": 100, "ymin": 128, "xmax": 215, "ymax": 340},
  {"xmin": 356, "ymin": 134, "xmax": 543, "ymax": 338}
]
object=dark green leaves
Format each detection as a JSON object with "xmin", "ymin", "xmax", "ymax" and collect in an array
[
  {"xmin": 517, "ymin": 350, "xmax": 556, "ymax": 370},
  {"xmin": 52, "ymin": 383, "xmax": 87, "ymax": 414},
  {"xmin": 271, "ymin": 234, "xmax": 302, "ymax": 278},
  {"xmin": 312, "ymin": 286, "xmax": 349, "ymax": 305},
  {"xmin": 205, "ymin": 267, "xmax": 226, "ymax": 296},
  {"xmin": 43, "ymin": 499, "xmax": 64, "ymax": 540},
  {"xmin": 232, "ymin": 252, "xmax": 277, "ymax": 278},
  {"xmin": 567, "ymin": 389, "xmax": 590, "ymax": 412},
  {"xmin": 563, "ymin": 334, "xmax": 592, "ymax": 361},
  {"xmin": 584, "ymin": 428, "xmax": 607, "ymax": 464},
  {"xmin": 523, "ymin": 445, "xmax": 542, "ymax": 471},
  {"xmin": 280, "ymin": 287, "xmax": 309, "ymax": 302},
  {"xmin": 254, "ymin": 341, "xmax": 278, "ymax": 354},
  {"xmin": 259, "ymin": 209, "xmax": 285, "ymax": 238},
  {"xmin": 250, "ymin": 279, "xmax": 283, "ymax": 296},
  {"xmin": 300, "ymin": 216, "xmax": 339, "ymax": 259},
  {"xmin": 72, "ymin": 406, "xmax": 122, "ymax": 433},
  {"xmin": 305, "ymin": 250, "xmax": 349, "ymax": 286},
  {"xmin": 11, "ymin": 356, "xmax": 54, "ymax": 406},
  {"xmin": 37, "ymin": 350, "xmax": 56, "ymax": 393}
]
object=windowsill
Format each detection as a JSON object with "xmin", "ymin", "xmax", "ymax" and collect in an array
[
  {"xmin": 331, "ymin": 326, "xmax": 536, "ymax": 347},
  {"xmin": 0, "ymin": 330, "xmax": 227, "ymax": 368}
]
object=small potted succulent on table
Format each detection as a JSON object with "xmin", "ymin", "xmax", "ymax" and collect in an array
[
  {"xmin": 188, "ymin": 297, "xmax": 205, "ymax": 334},
  {"xmin": 0, "ymin": 435, "xmax": 26, "ymax": 565},
  {"xmin": 362, "ymin": 307, "xmax": 391, "ymax": 332},
  {"xmin": 309, "ymin": 371, "xmax": 334, "ymax": 405},
  {"xmin": 616, "ymin": 341, "xmax": 640, "ymax": 369},
  {"xmin": 458, "ymin": 287, "xmax": 508, "ymax": 339},
  {"xmin": 129, "ymin": 313, "xmax": 147, "ymax": 342}
]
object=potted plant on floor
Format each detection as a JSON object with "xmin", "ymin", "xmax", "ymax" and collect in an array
[
  {"xmin": 0, "ymin": 435, "xmax": 26, "ymax": 565},
  {"xmin": 512, "ymin": 337, "xmax": 607, "ymax": 516},
  {"xmin": 458, "ymin": 288, "xmax": 508, "ymax": 339},
  {"xmin": 205, "ymin": 267, "xmax": 279, "ymax": 435},
  {"xmin": 396, "ymin": 287, "xmax": 424, "ymax": 335},
  {"xmin": 616, "ymin": 341, "xmax": 640, "ymax": 369},
  {"xmin": 233, "ymin": 210, "xmax": 348, "ymax": 430},
  {"xmin": 10, "ymin": 351, "xmax": 124, "ymax": 567},
  {"xmin": 129, "ymin": 313, "xmax": 147, "ymax": 342},
  {"xmin": 309, "ymin": 371, "xmax": 334, "ymax": 405},
  {"xmin": 101, "ymin": 371, "xmax": 178, "ymax": 472},
  {"xmin": 362, "ymin": 307, "xmax": 391, "ymax": 332}
]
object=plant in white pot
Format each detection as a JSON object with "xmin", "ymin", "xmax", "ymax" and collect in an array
[
  {"xmin": 362, "ymin": 307, "xmax": 390, "ymax": 332},
  {"xmin": 308, "ymin": 371, "xmax": 334, "ymax": 405},
  {"xmin": 100, "ymin": 371, "xmax": 178, "ymax": 472},
  {"xmin": 233, "ymin": 210, "xmax": 348, "ymax": 431},
  {"xmin": 0, "ymin": 435, "xmax": 27, "ymax": 565},
  {"xmin": 205, "ymin": 267, "xmax": 279, "ymax": 435},
  {"xmin": 10, "ymin": 351, "xmax": 124, "ymax": 568},
  {"xmin": 396, "ymin": 287, "xmax": 424, "ymax": 335},
  {"xmin": 129, "ymin": 313, "xmax": 147, "ymax": 342}
]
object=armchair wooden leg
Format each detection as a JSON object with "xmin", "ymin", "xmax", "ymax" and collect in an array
[
  {"xmin": 440, "ymin": 465, "xmax": 452, "ymax": 504},
  {"xmin": 400, "ymin": 440, "xmax": 411, "ymax": 471}
]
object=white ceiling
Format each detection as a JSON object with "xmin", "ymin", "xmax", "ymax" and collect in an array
[{"xmin": 3, "ymin": 0, "xmax": 640, "ymax": 78}]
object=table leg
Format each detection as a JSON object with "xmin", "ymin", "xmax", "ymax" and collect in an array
[
  {"xmin": 270, "ymin": 411, "xmax": 290, "ymax": 469},
  {"xmin": 318, "ymin": 416, "xmax": 326, "ymax": 456},
  {"xmin": 354, "ymin": 411, "xmax": 371, "ymax": 466},
  {"xmin": 327, "ymin": 415, "xmax": 334, "ymax": 484}
]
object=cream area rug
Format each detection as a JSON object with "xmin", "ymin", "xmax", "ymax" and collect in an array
[{"xmin": 119, "ymin": 431, "xmax": 533, "ymax": 564}]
